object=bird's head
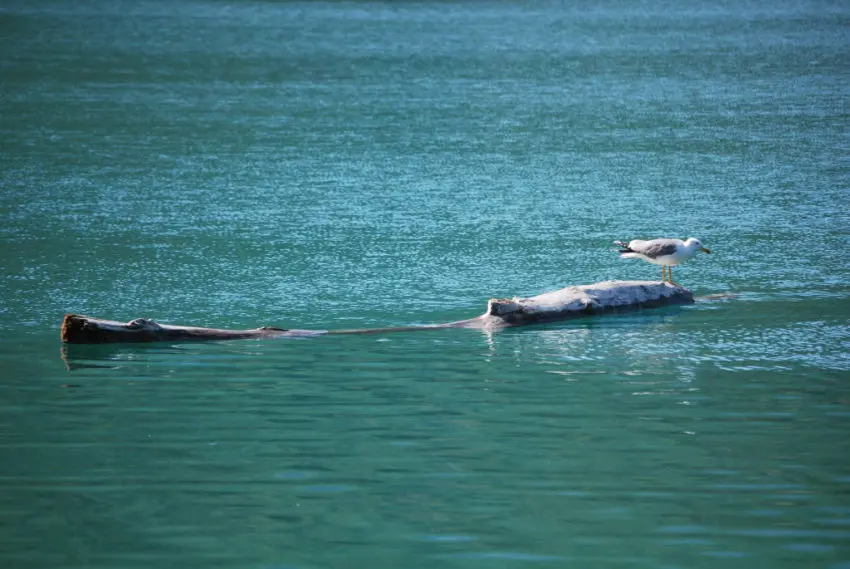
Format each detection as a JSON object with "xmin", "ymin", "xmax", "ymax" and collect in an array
[{"xmin": 685, "ymin": 238, "xmax": 710, "ymax": 254}]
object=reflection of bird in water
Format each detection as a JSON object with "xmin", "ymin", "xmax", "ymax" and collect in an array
[{"xmin": 615, "ymin": 237, "xmax": 711, "ymax": 285}]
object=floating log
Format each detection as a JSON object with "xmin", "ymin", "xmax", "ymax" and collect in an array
[
  {"xmin": 60, "ymin": 314, "xmax": 325, "ymax": 344},
  {"xmin": 461, "ymin": 280, "xmax": 693, "ymax": 329},
  {"xmin": 61, "ymin": 281, "xmax": 693, "ymax": 344}
]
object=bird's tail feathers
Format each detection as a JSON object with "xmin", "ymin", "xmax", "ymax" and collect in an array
[{"xmin": 613, "ymin": 240, "xmax": 633, "ymax": 253}]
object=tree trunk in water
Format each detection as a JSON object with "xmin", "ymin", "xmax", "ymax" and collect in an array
[{"xmin": 60, "ymin": 281, "xmax": 694, "ymax": 344}]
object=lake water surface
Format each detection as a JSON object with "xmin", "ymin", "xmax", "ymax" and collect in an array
[{"xmin": 1, "ymin": 1, "xmax": 849, "ymax": 567}]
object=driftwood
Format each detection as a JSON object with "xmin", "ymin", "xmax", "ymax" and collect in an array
[
  {"xmin": 61, "ymin": 280, "xmax": 693, "ymax": 344},
  {"xmin": 60, "ymin": 314, "xmax": 324, "ymax": 344},
  {"xmin": 465, "ymin": 280, "xmax": 694, "ymax": 329}
]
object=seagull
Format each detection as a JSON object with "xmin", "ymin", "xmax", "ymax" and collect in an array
[{"xmin": 614, "ymin": 237, "xmax": 710, "ymax": 285}]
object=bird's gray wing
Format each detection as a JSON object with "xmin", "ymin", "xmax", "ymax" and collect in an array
[{"xmin": 633, "ymin": 240, "xmax": 679, "ymax": 258}]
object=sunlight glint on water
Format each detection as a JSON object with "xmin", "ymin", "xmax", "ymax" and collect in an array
[{"xmin": 1, "ymin": 1, "xmax": 849, "ymax": 568}]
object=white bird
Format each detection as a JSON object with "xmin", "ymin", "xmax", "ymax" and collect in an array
[{"xmin": 614, "ymin": 237, "xmax": 710, "ymax": 285}]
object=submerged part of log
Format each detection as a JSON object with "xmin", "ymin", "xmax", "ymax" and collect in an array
[
  {"xmin": 60, "ymin": 281, "xmax": 694, "ymax": 344},
  {"xmin": 456, "ymin": 280, "xmax": 694, "ymax": 329},
  {"xmin": 61, "ymin": 314, "xmax": 327, "ymax": 344}
]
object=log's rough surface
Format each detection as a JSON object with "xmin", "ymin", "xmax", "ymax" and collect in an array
[
  {"xmin": 459, "ymin": 280, "xmax": 694, "ymax": 329},
  {"xmin": 61, "ymin": 281, "xmax": 694, "ymax": 343},
  {"xmin": 61, "ymin": 314, "xmax": 325, "ymax": 344}
]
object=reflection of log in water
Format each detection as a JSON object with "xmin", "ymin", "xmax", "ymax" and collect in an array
[{"xmin": 61, "ymin": 280, "xmax": 695, "ymax": 345}]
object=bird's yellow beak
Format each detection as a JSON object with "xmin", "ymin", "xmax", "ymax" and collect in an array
[{"xmin": 700, "ymin": 247, "xmax": 711, "ymax": 254}]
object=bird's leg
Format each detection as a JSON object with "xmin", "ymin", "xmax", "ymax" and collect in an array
[
  {"xmin": 661, "ymin": 266, "xmax": 667, "ymax": 283},
  {"xmin": 668, "ymin": 267, "xmax": 681, "ymax": 287}
]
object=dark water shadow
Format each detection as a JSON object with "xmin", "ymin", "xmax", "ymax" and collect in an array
[{"xmin": 60, "ymin": 342, "xmax": 203, "ymax": 372}]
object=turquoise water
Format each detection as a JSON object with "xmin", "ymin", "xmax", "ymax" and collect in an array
[{"xmin": 2, "ymin": 1, "xmax": 850, "ymax": 567}]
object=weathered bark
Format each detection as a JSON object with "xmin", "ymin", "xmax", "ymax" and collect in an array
[
  {"xmin": 61, "ymin": 281, "xmax": 694, "ymax": 344},
  {"xmin": 60, "ymin": 314, "xmax": 325, "ymax": 344},
  {"xmin": 456, "ymin": 280, "xmax": 694, "ymax": 329}
]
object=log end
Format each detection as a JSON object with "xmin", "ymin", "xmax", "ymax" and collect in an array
[
  {"xmin": 61, "ymin": 313, "xmax": 160, "ymax": 344},
  {"xmin": 61, "ymin": 314, "xmax": 88, "ymax": 344},
  {"xmin": 487, "ymin": 298, "xmax": 521, "ymax": 317}
]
